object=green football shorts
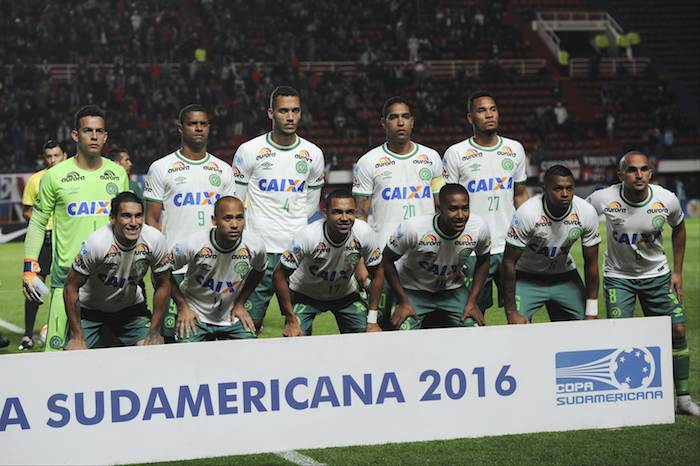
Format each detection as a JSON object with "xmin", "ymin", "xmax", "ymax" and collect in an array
[
  {"xmin": 604, "ymin": 273, "xmax": 685, "ymax": 324},
  {"xmin": 391, "ymin": 286, "xmax": 476, "ymax": 330},
  {"xmin": 515, "ymin": 270, "xmax": 585, "ymax": 321},
  {"xmin": 176, "ymin": 320, "xmax": 256, "ymax": 342},
  {"xmin": 292, "ymin": 291, "xmax": 367, "ymax": 335}
]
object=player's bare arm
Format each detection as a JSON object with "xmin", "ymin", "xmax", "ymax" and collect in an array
[
  {"xmin": 464, "ymin": 252, "xmax": 490, "ymax": 326},
  {"xmin": 145, "ymin": 201, "xmax": 163, "ymax": 231},
  {"xmin": 141, "ymin": 270, "xmax": 170, "ymax": 345},
  {"xmin": 366, "ymin": 263, "xmax": 385, "ymax": 332},
  {"xmin": 354, "ymin": 195, "xmax": 372, "ymax": 221},
  {"xmin": 514, "ymin": 182, "xmax": 529, "ymax": 208},
  {"xmin": 671, "ymin": 220, "xmax": 686, "ymax": 302},
  {"xmin": 581, "ymin": 244, "xmax": 600, "ymax": 320},
  {"xmin": 171, "ymin": 273, "xmax": 199, "ymax": 339},
  {"xmin": 63, "ymin": 269, "xmax": 89, "ymax": 350},
  {"xmin": 382, "ymin": 246, "xmax": 415, "ymax": 329},
  {"xmin": 231, "ymin": 268, "xmax": 264, "ymax": 333},
  {"xmin": 501, "ymin": 244, "xmax": 528, "ymax": 324},
  {"xmin": 272, "ymin": 263, "xmax": 303, "ymax": 337}
]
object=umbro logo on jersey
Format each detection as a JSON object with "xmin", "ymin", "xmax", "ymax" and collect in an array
[
  {"xmin": 381, "ymin": 185, "xmax": 432, "ymax": 200},
  {"xmin": 61, "ymin": 171, "xmax": 85, "ymax": 182},
  {"xmin": 173, "ymin": 191, "xmax": 220, "ymax": 206},
  {"xmin": 258, "ymin": 178, "xmax": 306, "ymax": 192},
  {"xmin": 67, "ymin": 200, "xmax": 111, "ymax": 216},
  {"xmin": 467, "ymin": 176, "xmax": 513, "ymax": 193},
  {"xmin": 167, "ymin": 161, "xmax": 190, "ymax": 173},
  {"xmin": 100, "ymin": 170, "xmax": 120, "ymax": 181}
]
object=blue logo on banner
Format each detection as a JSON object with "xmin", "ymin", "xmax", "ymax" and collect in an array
[{"xmin": 555, "ymin": 347, "xmax": 663, "ymax": 406}]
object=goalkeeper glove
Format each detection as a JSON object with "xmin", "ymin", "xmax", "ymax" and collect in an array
[{"xmin": 23, "ymin": 258, "xmax": 48, "ymax": 303}]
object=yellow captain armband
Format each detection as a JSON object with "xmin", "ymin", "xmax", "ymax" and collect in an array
[{"xmin": 431, "ymin": 176, "xmax": 446, "ymax": 194}]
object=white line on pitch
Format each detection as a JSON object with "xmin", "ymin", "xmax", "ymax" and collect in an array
[
  {"xmin": 275, "ymin": 450, "xmax": 326, "ymax": 466},
  {"xmin": 0, "ymin": 317, "xmax": 24, "ymax": 334}
]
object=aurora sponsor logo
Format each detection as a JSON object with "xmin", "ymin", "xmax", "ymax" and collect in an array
[
  {"xmin": 563, "ymin": 213, "xmax": 580, "ymax": 225},
  {"xmin": 195, "ymin": 247, "xmax": 216, "ymax": 260},
  {"xmin": 646, "ymin": 202, "xmax": 668, "ymax": 214},
  {"xmin": 256, "ymin": 148, "xmax": 276, "ymax": 160},
  {"xmin": 104, "ymin": 244, "xmax": 121, "ymax": 259},
  {"xmin": 295, "ymin": 149, "xmax": 312, "ymax": 163},
  {"xmin": 418, "ymin": 234, "xmax": 440, "ymax": 247},
  {"xmin": 461, "ymin": 149, "xmax": 482, "ymax": 161},
  {"xmin": 374, "ymin": 156, "xmax": 396, "ymax": 168},
  {"xmin": 203, "ymin": 161, "xmax": 223, "ymax": 173},
  {"xmin": 604, "ymin": 201, "xmax": 627, "ymax": 213},
  {"xmin": 232, "ymin": 247, "xmax": 251, "ymax": 261},
  {"xmin": 100, "ymin": 170, "xmax": 120, "ymax": 181},
  {"xmin": 497, "ymin": 146, "xmax": 517, "ymax": 157},
  {"xmin": 412, "ymin": 154, "xmax": 432, "ymax": 165},
  {"xmin": 134, "ymin": 244, "xmax": 150, "ymax": 256},
  {"xmin": 167, "ymin": 161, "xmax": 190, "ymax": 173},
  {"xmin": 455, "ymin": 234, "xmax": 475, "ymax": 246},
  {"xmin": 61, "ymin": 171, "xmax": 85, "ymax": 182},
  {"xmin": 534, "ymin": 215, "xmax": 552, "ymax": 228}
]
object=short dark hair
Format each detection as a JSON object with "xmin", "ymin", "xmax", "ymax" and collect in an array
[
  {"xmin": 269, "ymin": 86, "xmax": 300, "ymax": 109},
  {"xmin": 110, "ymin": 191, "xmax": 144, "ymax": 217},
  {"xmin": 468, "ymin": 90, "xmax": 496, "ymax": 114},
  {"xmin": 543, "ymin": 164, "xmax": 575, "ymax": 185},
  {"xmin": 108, "ymin": 147, "xmax": 128, "ymax": 162},
  {"xmin": 213, "ymin": 195, "xmax": 243, "ymax": 217},
  {"xmin": 42, "ymin": 139, "xmax": 64, "ymax": 153},
  {"xmin": 382, "ymin": 96, "xmax": 411, "ymax": 119},
  {"xmin": 325, "ymin": 188, "xmax": 354, "ymax": 208},
  {"xmin": 74, "ymin": 105, "xmax": 105, "ymax": 130},
  {"xmin": 178, "ymin": 104, "xmax": 208, "ymax": 124},
  {"xmin": 439, "ymin": 183, "xmax": 469, "ymax": 206}
]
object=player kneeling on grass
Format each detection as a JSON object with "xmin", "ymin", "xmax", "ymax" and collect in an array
[
  {"xmin": 502, "ymin": 165, "xmax": 600, "ymax": 324},
  {"xmin": 588, "ymin": 150, "xmax": 700, "ymax": 417},
  {"xmin": 382, "ymin": 183, "xmax": 491, "ymax": 330},
  {"xmin": 64, "ymin": 192, "xmax": 171, "ymax": 350},
  {"xmin": 273, "ymin": 189, "xmax": 384, "ymax": 336},
  {"xmin": 170, "ymin": 196, "xmax": 266, "ymax": 342}
]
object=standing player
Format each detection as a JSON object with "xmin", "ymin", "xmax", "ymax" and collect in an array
[
  {"xmin": 144, "ymin": 104, "xmax": 237, "ymax": 341},
  {"xmin": 382, "ymin": 184, "xmax": 491, "ymax": 330},
  {"xmin": 109, "ymin": 147, "xmax": 143, "ymax": 198},
  {"xmin": 353, "ymin": 96, "xmax": 444, "ymax": 245},
  {"xmin": 588, "ymin": 150, "xmax": 700, "ymax": 417},
  {"xmin": 443, "ymin": 90, "xmax": 529, "ymax": 315},
  {"xmin": 170, "ymin": 196, "xmax": 266, "ymax": 342},
  {"xmin": 232, "ymin": 86, "xmax": 325, "ymax": 332},
  {"xmin": 64, "ymin": 192, "xmax": 170, "ymax": 349},
  {"xmin": 502, "ymin": 165, "xmax": 600, "ymax": 324},
  {"xmin": 22, "ymin": 106, "xmax": 129, "ymax": 351},
  {"xmin": 272, "ymin": 189, "xmax": 384, "ymax": 336},
  {"xmin": 19, "ymin": 140, "xmax": 67, "ymax": 350}
]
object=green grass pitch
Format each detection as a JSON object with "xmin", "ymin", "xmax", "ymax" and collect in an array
[{"xmin": 1, "ymin": 220, "xmax": 698, "ymax": 465}]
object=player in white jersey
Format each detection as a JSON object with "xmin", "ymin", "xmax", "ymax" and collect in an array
[
  {"xmin": 63, "ymin": 192, "xmax": 172, "ymax": 349},
  {"xmin": 588, "ymin": 151, "xmax": 699, "ymax": 417},
  {"xmin": 443, "ymin": 90, "xmax": 529, "ymax": 315},
  {"xmin": 232, "ymin": 86, "xmax": 325, "ymax": 332},
  {"xmin": 170, "ymin": 196, "xmax": 266, "ymax": 342},
  {"xmin": 382, "ymin": 184, "xmax": 491, "ymax": 330},
  {"xmin": 273, "ymin": 189, "xmax": 384, "ymax": 335},
  {"xmin": 502, "ymin": 165, "xmax": 600, "ymax": 324},
  {"xmin": 144, "ymin": 104, "xmax": 237, "ymax": 341},
  {"xmin": 353, "ymin": 96, "xmax": 445, "ymax": 244}
]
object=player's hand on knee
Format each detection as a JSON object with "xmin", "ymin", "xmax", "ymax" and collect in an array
[
  {"xmin": 463, "ymin": 303, "xmax": 485, "ymax": 326},
  {"xmin": 177, "ymin": 304, "xmax": 200, "ymax": 339},
  {"xmin": 391, "ymin": 302, "xmax": 415, "ymax": 329},
  {"xmin": 283, "ymin": 316, "xmax": 303, "ymax": 337},
  {"xmin": 22, "ymin": 258, "xmax": 47, "ymax": 304},
  {"xmin": 65, "ymin": 337, "xmax": 88, "ymax": 351},
  {"xmin": 507, "ymin": 311, "xmax": 529, "ymax": 325},
  {"xmin": 231, "ymin": 304, "xmax": 255, "ymax": 333},
  {"xmin": 583, "ymin": 315, "xmax": 598, "ymax": 321},
  {"xmin": 366, "ymin": 323, "xmax": 382, "ymax": 333},
  {"xmin": 139, "ymin": 331, "xmax": 165, "ymax": 346}
]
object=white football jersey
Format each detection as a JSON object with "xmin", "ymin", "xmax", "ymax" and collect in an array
[
  {"xmin": 443, "ymin": 136, "xmax": 528, "ymax": 254},
  {"xmin": 280, "ymin": 219, "xmax": 382, "ymax": 301},
  {"xmin": 352, "ymin": 142, "xmax": 443, "ymax": 244},
  {"xmin": 171, "ymin": 229, "xmax": 267, "ymax": 325},
  {"xmin": 143, "ymin": 151, "xmax": 237, "ymax": 253},
  {"xmin": 506, "ymin": 195, "xmax": 600, "ymax": 274},
  {"xmin": 387, "ymin": 214, "xmax": 491, "ymax": 292},
  {"xmin": 72, "ymin": 224, "xmax": 171, "ymax": 313},
  {"xmin": 233, "ymin": 132, "xmax": 325, "ymax": 253},
  {"xmin": 587, "ymin": 184, "xmax": 683, "ymax": 279}
]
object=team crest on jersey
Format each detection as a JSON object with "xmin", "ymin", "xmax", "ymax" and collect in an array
[
  {"xmin": 100, "ymin": 170, "xmax": 120, "ymax": 181},
  {"xmin": 647, "ymin": 202, "xmax": 668, "ymax": 214},
  {"xmin": 374, "ymin": 156, "xmax": 396, "ymax": 168},
  {"xmin": 195, "ymin": 247, "xmax": 216, "ymax": 259},
  {"xmin": 133, "ymin": 259, "xmax": 150, "ymax": 276},
  {"xmin": 204, "ymin": 161, "xmax": 223, "ymax": 173},
  {"xmin": 61, "ymin": 171, "xmax": 86, "ymax": 182},
  {"xmin": 256, "ymin": 148, "xmax": 275, "ymax": 160},
  {"xmin": 535, "ymin": 215, "xmax": 552, "ymax": 228},
  {"xmin": 209, "ymin": 174, "xmax": 221, "ymax": 187},
  {"xmin": 501, "ymin": 159, "xmax": 514, "ymax": 171},
  {"xmin": 462, "ymin": 149, "xmax": 482, "ymax": 161},
  {"xmin": 418, "ymin": 168, "xmax": 432, "ymax": 181},
  {"xmin": 105, "ymin": 244, "xmax": 121, "ymax": 259},
  {"xmin": 234, "ymin": 261, "xmax": 251, "ymax": 275},
  {"xmin": 564, "ymin": 213, "xmax": 580, "ymax": 225},
  {"xmin": 419, "ymin": 234, "xmax": 440, "ymax": 247},
  {"xmin": 412, "ymin": 154, "xmax": 432, "ymax": 165},
  {"xmin": 652, "ymin": 215, "xmax": 665, "ymax": 229},
  {"xmin": 568, "ymin": 227, "xmax": 582, "ymax": 240},
  {"xmin": 604, "ymin": 201, "xmax": 627, "ymax": 213},
  {"xmin": 67, "ymin": 200, "xmax": 111, "ymax": 217},
  {"xmin": 135, "ymin": 243, "xmax": 150, "ymax": 256},
  {"xmin": 106, "ymin": 182, "xmax": 119, "ymax": 195},
  {"xmin": 167, "ymin": 161, "xmax": 190, "ymax": 173}
]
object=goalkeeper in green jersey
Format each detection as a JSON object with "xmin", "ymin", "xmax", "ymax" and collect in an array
[{"xmin": 22, "ymin": 106, "xmax": 129, "ymax": 351}]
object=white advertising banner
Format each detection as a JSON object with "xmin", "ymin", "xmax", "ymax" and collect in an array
[{"xmin": 0, "ymin": 317, "xmax": 673, "ymax": 465}]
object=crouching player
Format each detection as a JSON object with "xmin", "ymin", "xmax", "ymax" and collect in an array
[
  {"xmin": 382, "ymin": 183, "xmax": 491, "ymax": 330},
  {"xmin": 588, "ymin": 150, "xmax": 700, "ymax": 417},
  {"xmin": 64, "ymin": 192, "xmax": 171, "ymax": 349},
  {"xmin": 502, "ymin": 165, "xmax": 600, "ymax": 324},
  {"xmin": 170, "ymin": 196, "xmax": 266, "ymax": 342},
  {"xmin": 273, "ymin": 189, "xmax": 384, "ymax": 336}
]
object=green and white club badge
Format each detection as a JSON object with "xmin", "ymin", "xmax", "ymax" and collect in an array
[
  {"xmin": 501, "ymin": 159, "xmax": 514, "ymax": 171},
  {"xmin": 652, "ymin": 215, "xmax": 665, "ymax": 229},
  {"xmin": 209, "ymin": 174, "xmax": 221, "ymax": 187},
  {"xmin": 568, "ymin": 227, "xmax": 582, "ymax": 240},
  {"xmin": 106, "ymin": 182, "xmax": 119, "ymax": 195},
  {"xmin": 296, "ymin": 161, "xmax": 309, "ymax": 174},
  {"xmin": 234, "ymin": 261, "xmax": 251, "ymax": 275},
  {"xmin": 419, "ymin": 168, "xmax": 432, "ymax": 181}
]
